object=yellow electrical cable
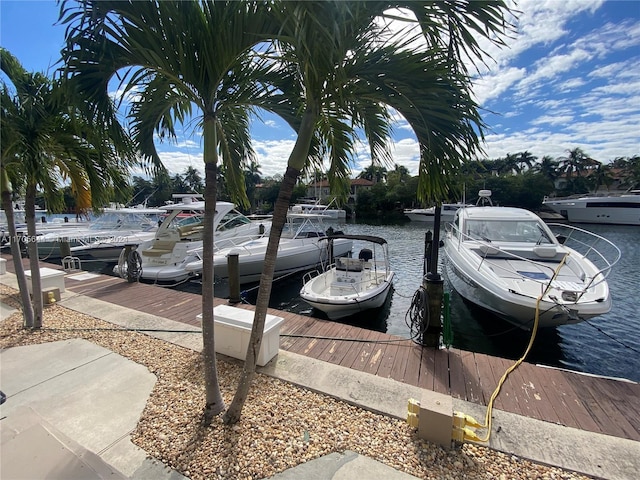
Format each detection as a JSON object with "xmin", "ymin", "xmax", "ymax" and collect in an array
[{"xmin": 473, "ymin": 253, "xmax": 570, "ymax": 443}]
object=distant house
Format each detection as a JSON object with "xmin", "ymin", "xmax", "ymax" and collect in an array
[
  {"xmin": 553, "ymin": 167, "xmax": 628, "ymax": 194},
  {"xmin": 305, "ymin": 178, "xmax": 374, "ymax": 205}
]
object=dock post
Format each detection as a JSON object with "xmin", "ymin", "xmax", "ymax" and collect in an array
[
  {"xmin": 421, "ymin": 205, "xmax": 444, "ymax": 347},
  {"xmin": 422, "ymin": 273, "xmax": 444, "ymax": 347},
  {"xmin": 59, "ymin": 239, "xmax": 71, "ymax": 259},
  {"xmin": 228, "ymin": 252, "xmax": 241, "ymax": 304},
  {"xmin": 424, "ymin": 231, "xmax": 432, "ymax": 275}
]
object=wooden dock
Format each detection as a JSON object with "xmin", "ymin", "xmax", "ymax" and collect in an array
[{"xmin": 3, "ymin": 257, "xmax": 640, "ymax": 443}]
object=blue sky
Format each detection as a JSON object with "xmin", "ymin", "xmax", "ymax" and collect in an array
[{"xmin": 1, "ymin": 0, "xmax": 639, "ymax": 179}]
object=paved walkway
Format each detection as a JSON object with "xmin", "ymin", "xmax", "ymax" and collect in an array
[{"xmin": 1, "ymin": 271, "xmax": 639, "ymax": 480}]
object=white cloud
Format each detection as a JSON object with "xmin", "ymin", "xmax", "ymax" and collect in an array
[
  {"xmin": 473, "ymin": 67, "xmax": 526, "ymax": 104},
  {"xmin": 531, "ymin": 114, "xmax": 575, "ymax": 127}
]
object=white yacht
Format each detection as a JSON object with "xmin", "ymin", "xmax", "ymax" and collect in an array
[
  {"xmin": 30, "ymin": 207, "xmax": 164, "ymax": 260},
  {"xmin": 291, "ymin": 201, "xmax": 347, "ymax": 219},
  {"xmin": 443, "ymin": 191, "xmax": 620, "ymax": 329},
  {"xmin": 542, "ymin": 192, "xmax": 640, "ymax": 226},
  {"xmin": 116, "ymin": 198, "xmax": 270, "ymax": 284},
  {"xmin": 404, "ymin": 203, "xmax": 472, "ymax": 223}
]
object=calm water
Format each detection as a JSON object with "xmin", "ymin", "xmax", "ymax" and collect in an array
[
  {"xmin": 206, "ymin": 220, "xmax": 640, "ymax": 383},
  {"xmin": 77, "ymin": 215, "xmax": 639, "ymax": 383}
]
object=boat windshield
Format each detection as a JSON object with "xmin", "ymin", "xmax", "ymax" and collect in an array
[
  {"xmin": 217, "ymin": 210, "xmax": 251, "ymax": 231},
  {"xmin": 283, "ymin": 216, "xmax": 326, "ymax": 239},
  {"xmin": 465, "ymin": 219, "xmax": 553, "ymax": 244},
  {"xmin": 90, "ymin": 212, "xmax": 160, "ymax": 231}
]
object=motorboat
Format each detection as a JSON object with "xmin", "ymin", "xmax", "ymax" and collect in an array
[
  {"xmin": 115, "ymin": 197, "xmax": 271, "ymax": 284},
  {"xmin": 542, "ymin": 192, "xmax": 640, "ymax": 226},
  {"xmin": 291, "ymin": 201, "xmax": 347, "ymax": 219},
  {"xmin": 442, "ymin": 191, "xmax": 620, "ymax": 329},
  {"xmin": 1, "ymin": 207, "xmax": 92, "ymax": 249},
  {"xmin": 404, "ymin": 203, "xmax": 472, "ymax": 223},
  {"xmin": 299, "ymin": 234, "xmax": 395, "ymax": 320},
  {"xmin": 29, "ymin": 206, "xmax": 164, "ymax": 260},
  {"xmin": 184, "ymin": 212, "xmax": 353, "ymax": 284}
]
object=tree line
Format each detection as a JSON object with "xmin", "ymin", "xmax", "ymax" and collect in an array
[{"xmin": 117, "ymin": 146, "xmax": 639, "ymax": 223}]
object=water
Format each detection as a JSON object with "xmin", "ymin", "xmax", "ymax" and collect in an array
[{"xmin": 79, "ymin": 218, "xmax": 640, "ymax": 383}]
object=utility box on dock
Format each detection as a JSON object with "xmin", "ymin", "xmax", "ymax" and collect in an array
[
  {"xmin": 42, "ymin": 287, "xmax": 61, "ymax": 305},
  {"xmin": 197, "ymin": 305, "xmax": 284, "ymax": 366},
  {"xmin": 25, "ymin": 267, "xmax": 65, "ymax": 295}
]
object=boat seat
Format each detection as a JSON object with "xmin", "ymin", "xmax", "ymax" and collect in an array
[
  {"xmin": 336, "ymin": 257, "xmax": 364, "ymax": 272},
  {"xmin": 533, "ymin": 245, "xmax": 558, "ymax": 258},
  {"xmin": 177, "ymin": 223, "xmax": 203, "ymax": 238},
  {"xmin": 142, "ymin": 239, "xmax": 176, "ymax": 257}
]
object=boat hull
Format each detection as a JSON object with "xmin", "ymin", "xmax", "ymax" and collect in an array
[
  {"xmin": 543, "ymin": 194, "xmax": 640, "ymax": 226},
  {"xmin": 443, "ymin": 256, "xmax": 610, "ymax": 328},
  {"xmin": 301, "ymin": 271, "xmax": 394, "ymax": 320},
  {"xmin": 210, "ymin": 237, "xmax": 353, "ymax": 284}
]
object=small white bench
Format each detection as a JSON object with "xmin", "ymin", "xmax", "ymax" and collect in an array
[
  {"xmin": 25, "ymin": 267, "xmax": 66, "ymax": 295},
  {"xmin": 197, "ymin": 305, "xmax": 283, "ymax": 366}
]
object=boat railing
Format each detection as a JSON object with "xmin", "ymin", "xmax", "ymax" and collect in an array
[{"xmin": 547, "ymin": 223, "xmax": 621, "ymax": 283}]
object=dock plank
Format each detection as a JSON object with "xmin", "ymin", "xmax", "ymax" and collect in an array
[
  {"xmin": 417, "ymin": 347, "xmax": 436, "ymax": 391},
  {"xmin": 387, "ymin": 341, "xmax": 412, "ymax": 383},
  {"xmin": 447, "ymin": 348, "xmax": 469, "ymax": 401},
  {"xmin": 459, "ymin": 351, "xmax": 485, "ymax": 404}
]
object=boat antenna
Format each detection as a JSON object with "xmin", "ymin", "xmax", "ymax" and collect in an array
[{"xmin": 476, "ymin": 190, "xmax": 493, "ymax": 206}]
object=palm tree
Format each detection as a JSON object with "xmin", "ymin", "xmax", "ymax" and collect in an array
[
  {"xmin": 612, "ymin": 156, "xmax": 640, "ymax": 191},
  {"xmin": 558, "ymin": 147, "xmax": 595, "ymax": 179},
  {"xmin": 532, "ymin": 155, "xmax": 560, "ymax": 186},
  {"xmin": 592, "ymin": 163, "xmax": 615, "ymax": 193},
  {"xmin": 516, "ymin": 151, "xmax": 536, "ymax": 173},
  {"xmin": 223, "ymin": 0, "xmax": 514, "ymax": 423},
  {"xmin": 1, "ymin": 47, "xmax": 134, "ymax": 328},
  {"xmin": 183, "ymin": 166, "xmax": 204, "ymax": 193},
  {"xmin": 60, "ymin": 0, "xmax": 281, "ymax": 422},
  {"xmin": 358, "ymin": 164, "xmax": 388, "ymax": 184},
  {"xmin": 244, "ymin": 160, "xmax": 262, "ymax": 212},
  {"xmin": 502, "ymin": 153, "xmax": 522, "ymax": 175},
  {"xmin": 1, "ymin": 83, "xmax": 33, "ymax": 326}
]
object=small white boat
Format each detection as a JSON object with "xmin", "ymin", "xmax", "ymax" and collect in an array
[
  {"xmin": 443, "ymin": 191, "xmax": 620, "ymax": 329},
  {"xmin": 542, "ymin": 191, "xmax": 640, "ymax": 226},
  {"xmin": 115, "ymin": 197, "xmax": 270, "ymax": 284},
  {"xmin": 300, "ymin": 235, "xmax": 395, "ymax": 320},
  {"xmin": 404, "ymin": 203, "xmax": 472, "ymax": 223},
  {"xmin": 184, "ymin": 212, "xmax": 352, "ymax": 284}
]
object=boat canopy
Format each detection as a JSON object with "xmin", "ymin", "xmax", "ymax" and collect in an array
[{"xmin": 320, "ymin": 234, "xmax": 388, "ymax": 245}]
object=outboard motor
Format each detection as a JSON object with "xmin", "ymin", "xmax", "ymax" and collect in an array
[{"xmin": 358, "ymin": 248, "xmax": 373, "ymax": 262}]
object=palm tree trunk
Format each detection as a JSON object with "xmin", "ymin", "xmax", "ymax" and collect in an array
[
  {"xmin": 224, "ymin": 109, "xmax": 316, "ymax": 425},
  {"xmin": 25, "ymin": 184, "xmax": 43, "ymax": 328},
  {"xmin": 1, "ymin": 175, "xmax": 34, "ymax": 327},
  {"xmin": 201, "ymin": 117, "xmax": 225, "ymax": 424}
]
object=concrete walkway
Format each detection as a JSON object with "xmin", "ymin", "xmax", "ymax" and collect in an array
[{"xmin": 1, "ymin": 271, "xmax": 639, "ymax": 480}]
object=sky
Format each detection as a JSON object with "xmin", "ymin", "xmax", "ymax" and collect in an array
[{"xmin": 1, "ymin": 0, "xmax": 639, "ymax": 180}]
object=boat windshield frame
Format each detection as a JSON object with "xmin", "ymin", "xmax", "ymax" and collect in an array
[{"xmin": 464, "ymin": 219, "xmax": 554, "ymax": 244}]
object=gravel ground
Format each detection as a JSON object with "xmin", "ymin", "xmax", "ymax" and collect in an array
[{"xmin": 0, "ymin": 285, "xmax": 593, "ymax": 480}]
